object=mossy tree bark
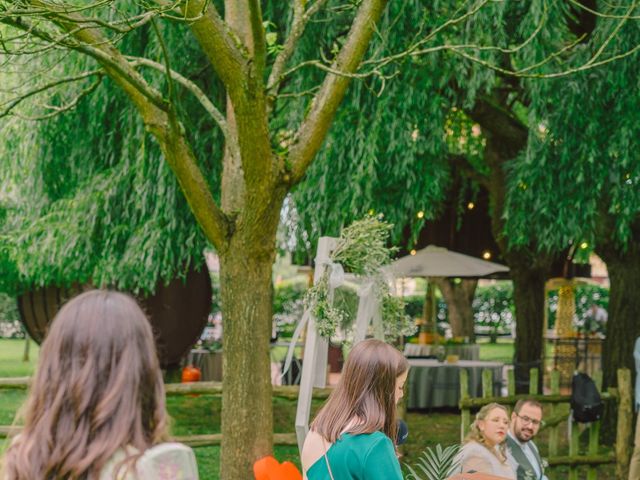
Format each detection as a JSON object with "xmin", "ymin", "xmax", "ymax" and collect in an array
[
  {"xmin": 432, "ymin": 277, "xmax": 478, "ymax": 341},
  {"xmin": 217, "ymin": 204, "xmax": 283, "ymax": 478}
]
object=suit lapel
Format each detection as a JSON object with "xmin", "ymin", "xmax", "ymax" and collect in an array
[{"xmin": 506, "ymin": 434, "xmax": 539, "ymax": 479}]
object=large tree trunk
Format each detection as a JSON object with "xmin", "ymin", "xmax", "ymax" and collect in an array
[
  {"xmin": 432, "ymin": 277, "xmax": 478, "ymax": 341},
  {"xmin": 218, "ymin": 210, "xmax": 282, "ymax": 479},
  {"xmin": 596, "ymin": 221, "xmax": 640, "ymax": 443},
  {"xmin": 509, "ymin": 259, "xmax": 548, "ymax": 392}
]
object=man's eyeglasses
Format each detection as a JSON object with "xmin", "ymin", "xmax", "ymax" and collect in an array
[{"xmin": 515, "ymin": 413, "xmax": 544, "ymax": 427}]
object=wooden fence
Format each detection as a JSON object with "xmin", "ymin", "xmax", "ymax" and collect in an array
[
  {"xmin": 0, "ymin": 378, "xmax": 332, "ymax": 447},
  {"xmin": 459, "ymin": 367, "xmax": 633, "ymax": 480}
]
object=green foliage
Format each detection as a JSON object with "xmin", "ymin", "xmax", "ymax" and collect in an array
[
  {"xmin": 273, "ymin": 281, "xmax": 307, "ymax": 315},
  {"xmin": 403, "ymin": 283, "xmax": 514, "ymax": 338},
  {"xmin": 0, "ymin": 19, "xmax": 223, "ymax": 294},
  {"xmin": 0, "ymin": 294, "xmax": 17, "ymax": 321},
  {"xmin": 504, "ymin": 14, "xmax": 640, "ymax": 251},
  {"xmin": 305, "ymin": 270, "xmax": 346, "ymax": 337},
  {"xmin": 330, "ymin": 216, "xmax": 396, "ymax": 276},
  {"xmin": 0, "ymin": 294, "xmax": 22, "ymax": 339},
  {"xmin": 304, "ymin": 217, "xmax": 415, "ymax": 340},
  {"xmin": 473, "ymin": 282, "xmax": 515, "ymax": 339},
  {"xmin": 404, "ymin": 444, "xmax": 460, "ymax": 480},
  {"xmin": 547, "ymin": 284, "xmax": 609, "ymax": 333}
]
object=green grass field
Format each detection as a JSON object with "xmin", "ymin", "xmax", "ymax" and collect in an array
[
  {"xmin": 0, "ymin": 338, "xmax": 614, "ymax": 478},
  {"xmin": 0, "ymin": 339, "xmax": 39, "ymax": 377}
]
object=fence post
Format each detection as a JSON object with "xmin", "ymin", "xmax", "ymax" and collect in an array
[
  {"xmin": 460, "ymin": 368, "xmax": 470, "ymax": 442},
  {"xmin": 508, "ymin": 368, "xmax": 516, "ymax": 396},
  {"xmin": 549, "ymin": 370, "xmax": 560, "ymax": 458},
  {"xmin": 482, "ymin": 369, "xmax": 492, "ymax": 398},
  {"xmin": 586, "ymin": 371, "xmax": 603, "ymax": 480},
  {"xmin": 529, "ymin": 368, "xmax": 539, "ymax": 395},
  {"xmin": 616, "ymin": 368, "xmax": 632, "ymax": 480},
  {"xmin": 569, "ymin": 415, "xmax": 580, "ymax": 480}
]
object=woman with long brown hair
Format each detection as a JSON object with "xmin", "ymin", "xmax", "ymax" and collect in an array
[
  {"xmin": 1, "ymin": 289, "xmax": 194, "ymax": 479},
  {"xmin": 301, "ymin": 338, "xmax": 408, "ymax": 480}
]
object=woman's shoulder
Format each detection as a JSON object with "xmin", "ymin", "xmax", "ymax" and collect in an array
[
  {"xmin": 461, "ymin": 441, "xmax": 490, "ymax": 455},
  {"xmin": 100, "ymin": 443, "xmax": 198, "ymax": 480},
  {"xmin": 346, "ymin": 430, "xmax": 390, "ymax": 445},
  {"xmin": 100, "ymin": 448, "xmax": 139, "ymax": 480}
]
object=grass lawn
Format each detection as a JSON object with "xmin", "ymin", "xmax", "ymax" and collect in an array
[
  {"xmin": 477, "ymin": 337, "xmax": 515, "ymax": 363},
  {"xmin": 0, "ymin": 339, "xmax": 39, "ymax": 377},
  {"xmin": 0, "ymin": 338, "xmax": 615, "ymax": 478}
]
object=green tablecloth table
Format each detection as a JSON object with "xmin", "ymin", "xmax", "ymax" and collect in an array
[
  {"xmin": 406, "ymin": 358, "xmax": 503, "ymax": 409},
  {"xmin": 404, "ymin": 343, "xmax": 481, "ymax": 361}
]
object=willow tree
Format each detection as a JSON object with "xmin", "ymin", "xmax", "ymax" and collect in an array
[
  {"xmin": 505, "ymin": 12, "xmax": 640, "ymax": 416},
  {"xmin": 0, "ymin": 1, "xmax": 512, "ymax": 477}
]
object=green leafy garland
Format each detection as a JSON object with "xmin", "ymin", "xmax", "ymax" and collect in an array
[{"xmin": 304, "ymin": 216, "xmax": 416, "ymax": 340}]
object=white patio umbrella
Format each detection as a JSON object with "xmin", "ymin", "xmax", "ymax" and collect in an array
[
  {"xmin": 387, "ymin": 245, "xmax": 509, "ymax": 341},
  {"xmin": 387, "ymin": 245, "xmax": 509, "ymax": 278}
]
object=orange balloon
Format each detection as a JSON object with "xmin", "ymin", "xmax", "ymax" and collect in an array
[
  {"xmin": 253, "ymin": 455, "xmax": 302, "ymax": 480},
  {"xmin": 278, "ymin": 461, "xmax": 302, "ymax": 480}
]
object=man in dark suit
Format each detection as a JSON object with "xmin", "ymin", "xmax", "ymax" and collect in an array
[{"xmin": 506, "ymin": 399, "xmax": 548, "ymax": 480}]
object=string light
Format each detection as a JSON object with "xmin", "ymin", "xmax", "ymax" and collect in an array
[
  {"xmin": 580, "ymin": 242, "xmax": 589, "ymax": 249},
  {"xmin": 368, "ymin": 209, "xmax": 375, "ymax": 215},
  {"xmin": 410, "ymin": 249, "xmax": 417, "ymax": 256},
  {"xmin": 417, "ymin": 211, "xmax": 425, "ymax": 219},
  {"xmin": 467, "ymin": 202, "xmax": 475, "ymax": 210},
  {"xmin": 482, "ymin": 250, "xmax": 492, "ymax": 260}
]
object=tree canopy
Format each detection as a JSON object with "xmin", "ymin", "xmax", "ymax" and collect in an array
[{"xmin": 2, "ymin": 0, "xmax": 640, "ymax": 475}]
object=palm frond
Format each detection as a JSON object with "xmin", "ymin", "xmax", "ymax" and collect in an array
[{"xmin": 404, "ymin": 444, "xmax": 460, "ymax": 480}]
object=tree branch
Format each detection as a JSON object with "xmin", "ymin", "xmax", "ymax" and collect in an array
[
  {"xmin": 0, "ymin": 69, "xmax": 102, "ymax": 118},
  {"xmin": 126, "ymin": 56, "xmax": 233, "ymax": 147},
  {"xmin": 0, "ymin": 15, "xmax": 167, "ymax": 111},
  {"xmin": 266, "ymin": 0, "xmax": 328, "ymax": 107},
  {"xmin": 248, "ymin": 0, "xmax": 266, "ymax": 77},
  {"xmin": 180, "ymin": 0, "xmax": 249, "ymax": 104},
  {"xmin": 288, "ymin": 0, "xmax": 390, "ymax": 184}
]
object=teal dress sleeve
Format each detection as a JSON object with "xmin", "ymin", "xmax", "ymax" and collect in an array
[{"xmin": 361, "ymin": 434, "xmax": 403, "ymax": 479}]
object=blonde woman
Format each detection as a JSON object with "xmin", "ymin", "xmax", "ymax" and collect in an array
[
  {"xmin": 301, "ymin": 339, "xmax": 408, "ymax": 480},
  {"xmin": 457, "ymin": 403, "xmax": 516, "ymax": 479}
]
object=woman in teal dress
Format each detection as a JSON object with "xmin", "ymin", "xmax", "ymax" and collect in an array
[{"xmin": 301, "ymin": 339, "xmax": 408, "ymax": 479}]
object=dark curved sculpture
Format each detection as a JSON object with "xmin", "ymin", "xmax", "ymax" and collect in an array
[{"xmin": 16, "ymin": 265, "xmax": 212, "ymax": 368}]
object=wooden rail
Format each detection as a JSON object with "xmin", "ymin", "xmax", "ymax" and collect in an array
[
  {"xmin": 0, "ymin": 379, "xmax": 330, "ymax": 446},
  {"xmin": 0, "ymin": 426, "xmax": 297, "ymax": 447},
  {"xmin": 0, "ymin": 377, "xmax": 333, "ymax": 400}
]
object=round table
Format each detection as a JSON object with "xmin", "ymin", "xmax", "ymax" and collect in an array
[
  {"xmin": 404, "ymin": 343, "xmax": 481, "ymax": 361},
  {"xmin": 406, "ymin": 358, "xmax": 503, "ymax": 409}
]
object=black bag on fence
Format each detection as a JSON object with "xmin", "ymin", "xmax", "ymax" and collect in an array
[{"xmin": 571, "ymin": 372, "xmax": 603, "ymax": 423}]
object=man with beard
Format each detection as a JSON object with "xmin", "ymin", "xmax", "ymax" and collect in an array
[{"xmin": 506, "ymin": 399, "xmax": 548, "ymax": 480}]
